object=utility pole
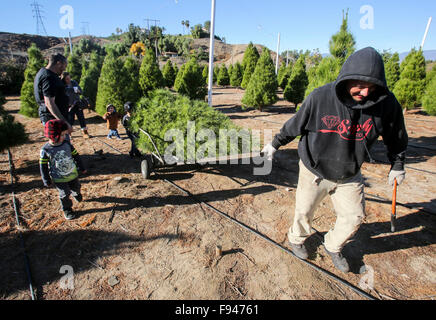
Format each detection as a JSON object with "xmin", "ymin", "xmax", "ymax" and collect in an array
[
  {"xmin": 208, "ymin": 0, "xmax": 216, "ymax": 107},
  {"xmin": 275, "ymin": 33, "xmax": 280, "ymax": 75},
  {"xmin": 69, "ymin": 32, "xmax": 73, "ymax": 55},
  {"xmin": 144, "ymin": 18, "xmax": 161, "ymax": 58},
  {"xmin": 286, "ymin": 51, "xmax": 289, "ymax": 67},
  {"xmin": 31, "ymin": 0, "xmax": 48, "ymax": 36},
  {"xmin": 421, "ymin": 17, "xmax": 432, "ymax": 50},
  {"xmin": 81, "ymin": 22, "xmax": 90, "ymax": 36}
]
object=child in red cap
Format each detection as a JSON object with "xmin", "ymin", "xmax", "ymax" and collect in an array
[{"xmin": 39, "ymin": 120, "xmax": 86, "ymax": 220}]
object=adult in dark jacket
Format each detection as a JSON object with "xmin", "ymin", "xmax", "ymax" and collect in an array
[
  {"xmin": 62, "ymin": 72, "xmax": 90, "ymax": 138},
  {"xmin": 34, "ymin": 54, "xmax": 72, "ymax": 134},
  {"xmin": 262, "ymin": 47, "xmax": 408, "ymax": 272}
]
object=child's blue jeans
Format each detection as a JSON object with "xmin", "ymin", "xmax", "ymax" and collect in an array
[{"xmin": 107, "ymin": 129, "xmax": 120, "ymax": 139}]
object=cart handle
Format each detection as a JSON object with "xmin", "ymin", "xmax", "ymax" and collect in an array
[{"xmin": 139, "ymin": 128, "xmax": 165, "ymax": 165}]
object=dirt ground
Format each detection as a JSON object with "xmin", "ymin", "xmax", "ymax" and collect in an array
[{"xmin": 0, "ymin": 88, "xmax": 435, "ymax": 300}]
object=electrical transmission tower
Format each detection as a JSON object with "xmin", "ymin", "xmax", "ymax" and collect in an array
[
  {"xmin": 31, "ymin": 0, "xmax": 48, "ymax": 36},
  {"xmin": 81, "ymin": 22, "xmax": 90, "ymax": 35}
]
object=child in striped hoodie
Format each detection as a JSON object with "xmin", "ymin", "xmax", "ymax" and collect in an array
[{"xmin": 40, "ymin": 120, "xmax": 86, "ymax": 220}]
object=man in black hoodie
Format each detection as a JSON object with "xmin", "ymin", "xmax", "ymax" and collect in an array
[{"xmin": 262, "ymin": 47, "xmax": 408, "ymax": 272}]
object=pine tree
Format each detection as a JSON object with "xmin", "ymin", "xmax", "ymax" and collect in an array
[
  {"xmin": 95, "ymin": 54, "xmax": 130, "ymax": 115},
  {"xmin": 241, "ymin": 48, "xmax": 278, "ymax": 111},
  {"xmin": 202, "ymin": 65, "xmax": 209, "ymax": 85},
  {"xmin": 217, "ymin": 65, "xmax": 230, "ymax": 86},
  {"xmin": 79, "ymin": 51, "xmax": 104, "ymax": 108},
  {"xmin": 384, "ymin": 52, "xmax": 400, "ymax": 91},
  {"xmin": 19, "ymin": 43, "xmax": 45, "ymax": 118},
  {"xmin": 213, "ymin": 65, "xmax": 219, "ymax": 84},
  {"xmin": 123, "ymin": 56, "xmax": 141, "ymax": 103},
  {"xmin": 228, "ymin": 64, "xmax": 234, "ymax": 80},
  {"xmin": 393, "ymin": 48, "xmax": 426, "ymax": 110},
  {"xmin": 66, "ymin": 54, "xmax": 83, "ymax": 82},
  {"xmin": 1, "ymin": 92, "xmax": 28, "ymax": 152},
  {"xmin": 329, "ymin": 9, "xmax": 356, "ymax": 61},
  {"xmin": 422, "ymin": 75, "xmax": 436, "ymax": 115},
  {"xmin": 304, "ymin": 11, "xmax": 353, "ymax": 98},
  {"xmin": 162, "ymin": 59, "xmax": 177, "ymax": 88},
  {"xmin": 241, "ymin": 43, "xmax": 260, "ymax": 89},
  {"xmin": 174, "ymin": 57, "xmax": 206, "ymax": 100},
  {"xmin": 278, "ymin": 63, "xmax": 293, "ymax": 90},
  {"xmin": 139, "ymin": 48, "xmax": 164, "ymax": 96},
  {"xmin": 284, "ymin": 55, "xmax": 308, "ymax": 109},
  {"xmin": 174, "ymin": 64, "xmax": 186, "ymax": 92},
  {"xmin": 230, "ymin": 62, "xmax": 243, "ymax": 87},
  {"xmin": 305, "ymin": 56, "xmax": 342, "ymax": 98},
  {"xmin": 425, "ymin": 63, "xmax": 436, "ymax": 86}
]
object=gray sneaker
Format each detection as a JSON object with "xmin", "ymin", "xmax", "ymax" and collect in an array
[
  {"xmin": 324, "ymin": 247, "xmax": 350, "ymax": 273},
  {"xmin": 289, "ymin": 242, "xmax": 308, "ymax": 260}
]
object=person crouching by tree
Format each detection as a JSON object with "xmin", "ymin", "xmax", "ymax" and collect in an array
[
  {"xmin": 39, "ymin": 120, "xmax": 87, "ymax": 220},
  {"xmin": 122, "ymin": 101, "xmax": 141, "ymax": 158},
  {"xmin": 61, "ymin": 72, "xmax": 90, "ymax": 138},
  {"xmin": 103, "ymin": 104, "xmax": 122, "ymax": 140}
]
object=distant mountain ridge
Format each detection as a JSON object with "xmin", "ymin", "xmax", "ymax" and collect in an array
[{"xmin": 322, "ymin": 49, "xmax": 436, "ymax": 62}]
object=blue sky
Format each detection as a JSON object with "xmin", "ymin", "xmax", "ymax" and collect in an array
[{"xmin": 1, "ymin": 0, "xmax": 435, "ymax": 54}]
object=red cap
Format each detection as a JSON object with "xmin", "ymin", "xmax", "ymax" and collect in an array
[{"xmin": 44, "ymin": 120, "xmax": 68, "ymax": 142}]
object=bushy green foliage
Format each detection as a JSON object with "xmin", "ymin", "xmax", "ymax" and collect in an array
[
  {"xmin": 123, "ymin": 56, "xmax": 141, "ymax": 103},
  {"xmin": 393, "ymin": 49, "xmax": 426, "ymax": 109},
  {"xmin": 230, "ymin": 62, "xmax": 243, "ymax": 87},
  {"xmin": 104, "ymin": 42, "xmax": 129, "ymax": 58},
  {"xmin": 79, "ymin": 52, "xmax": 104, "ymax": 108},
  {"xmin": 20, "ymin": 43, "xmax": 45, "ymax": 118},
  {"xmin": 162, "ymin": 60, "xmax": 177, "ymax": 88},
  {"xmin": 383, "ymin": 52, "xmax": 400, "ymax": 91},
  {"xmin": 217, "ymin": 65, "xmax": 230, "ymax": 86},
  {"xmin": 202, "ymin": 65, "xmax": 209, "ymax": 84},
  {"xmin": 422, "ymin": 76, "xmax": 436, "ymax": 115},
  {"xmin": 278, "ymin": 63, "xmax": 293, "ymax": 90},
  {"xmin": 95, "ymin": 55, "xmax": 130, "ymax": 115},
  {"xmin": 139, "ymin": 49, "xmax": 164, "ymax": 96},
  {"xmin": 0, "ymin": 92, "xmax": 28, "ymax": 152},
  {"xmin": 174, "ymin": 64, "xmax": 186, "ymax": 91},
  {"xmin": 284, "ymin": 56, "xmax": 308, "ymax": 108},
  {"xmin": 329, "ymin": 9, "xmax": 356, "ymax": 61},
  {"xmin": 241, "ymin": 43, "xmax": 260, "ymax": 89},
  {"xmin": 305, "ymin": 56, "xmax": 342, "ymax": 98},
  {"xmin": 425, "ymin": 64, "xmax": 436, "ymax": 85},
  {"xmin": 0, "ymin": 60, "xmax": 25, "ymax": 95},
  {"xmin": 66, "ymin": 54, "xmax": 83, "ymax": 82},
  {"xmin": 241, "ymin": 48, "xmax": 278, "ymax": 110},
  {"xmin": 130, "ymin": 89, "xmax": 245, "ymax": 159},
  {"xmin": 174, "ymin": 58, "xmax": 207, "ymax": 100}
]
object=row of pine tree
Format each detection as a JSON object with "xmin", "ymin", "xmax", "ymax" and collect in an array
[{"xmin": 17, "ymin": 12, "xmax": 436, "ymax": 120}]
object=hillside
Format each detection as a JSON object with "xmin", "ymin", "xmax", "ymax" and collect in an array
[{"xmin": 0, "ymin": 32, "xmax": 275, "ymax": 66}]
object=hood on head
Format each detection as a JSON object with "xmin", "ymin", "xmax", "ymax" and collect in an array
[{"xmin": 335, "ymin": 47, "xmax": 389, "ymax": 109}]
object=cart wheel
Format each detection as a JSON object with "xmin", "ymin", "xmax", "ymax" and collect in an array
[{"xmin": 141, "ymin": 157, "xmax": 152, "ymax": 179}]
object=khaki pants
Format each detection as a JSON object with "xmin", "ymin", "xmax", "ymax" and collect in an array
[{"xmin": 288, "ymin": 161, "xmax": 365, "ymax": 253}]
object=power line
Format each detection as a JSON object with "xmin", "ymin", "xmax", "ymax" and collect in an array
[
  {"xmin": 31, "ymin": 0, "xmax": 48, "ymax": 36},
  {"xmin": 81, "ymin": 22, "xmax": 90, "ymax": 35}
]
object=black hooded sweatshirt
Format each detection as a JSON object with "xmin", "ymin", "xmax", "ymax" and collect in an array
[{"xmin": 271, "ymin": 47, "xmax": 408, "ymax": 182}]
